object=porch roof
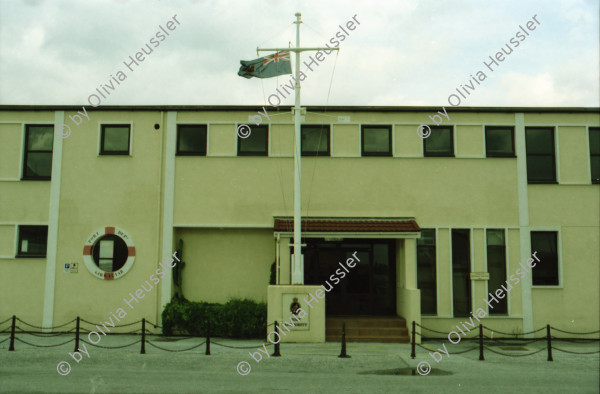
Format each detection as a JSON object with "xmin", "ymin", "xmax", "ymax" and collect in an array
[{"xmin": 273, "ymin": 217, "xmax": 421, "ymax": 234}]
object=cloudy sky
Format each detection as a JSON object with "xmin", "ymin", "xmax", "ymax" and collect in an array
[{"xmin": 0, "ymin": 0, "xmax": 598, "ymax": 108}]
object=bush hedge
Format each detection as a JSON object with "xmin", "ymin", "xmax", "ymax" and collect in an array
[{"xmin": 161, "ymin": 297, "xmax": 267, "ymax": 338}]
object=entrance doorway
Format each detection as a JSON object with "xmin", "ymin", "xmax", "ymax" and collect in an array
[{"xmin": 301, "ymin": 239, "xmax": 396, "ymax": 315}]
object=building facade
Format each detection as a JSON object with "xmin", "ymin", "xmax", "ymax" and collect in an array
[{"xmin": 0, "ymin": 105, "xmax": 598, "ymax": 341}]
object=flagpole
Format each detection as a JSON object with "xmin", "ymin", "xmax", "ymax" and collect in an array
[
  {"xmin": 292, "ymin": 12, "xmax": 303, "ymax": 284},
  {"xmin": 257, "ymin": 13, "xmax": 339, "ymax": 286}
]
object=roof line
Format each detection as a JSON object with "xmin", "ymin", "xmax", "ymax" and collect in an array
[{"xmin": 0, "ymin": 105, "xmax": 599, "ymax": 113}]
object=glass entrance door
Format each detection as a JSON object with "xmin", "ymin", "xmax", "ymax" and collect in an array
[{"xmin": 302, "ymin": 239, "xmax": 396, "ymax": 315}]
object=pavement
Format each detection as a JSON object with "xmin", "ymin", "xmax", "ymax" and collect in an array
[{"xmin": 0, "ymin": 333, "xmax": 598, "ymax": 393}]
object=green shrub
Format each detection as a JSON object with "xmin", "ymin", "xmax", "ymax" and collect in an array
[{"xmin": 161, "ymin": 297, "xmax": 266, "ymax": 338}]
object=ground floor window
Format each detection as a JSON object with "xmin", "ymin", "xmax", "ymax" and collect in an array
[
  {"xmin": 417, "ymin": 229, "xmax": 437, "ymax": 315},
  {"xmin": 16, "ymin": 225, "xmax": 48, "ymax": 257},
  {"xmin": 531, "ymin": 231, "xmax": 559, "ymax": 286},
  {"xmin": 92, "ymin": 234, "xmax": 128, "ymax": 272},
  {"xmin": 487, "ymin": 229, "xmax": 507, "ymax": 314},
  {"xmin": 452, "ymin": 229, "xmax": 471, "ymax": 317}
]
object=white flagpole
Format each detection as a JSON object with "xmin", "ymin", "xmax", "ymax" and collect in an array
[
  {"xmin": 258, "ymin": 13, "xmax": 339, "ymax": 285},
  {"xmin": 292, "ymin": 12, "xmax": 303, "ymax": 284}
]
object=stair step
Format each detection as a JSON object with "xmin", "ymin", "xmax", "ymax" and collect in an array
[
  {"xmin": 325, "ymin": 328, "xmax": 408, "ymax": 337},
  {"xmin": 325, "ymin": 316, "xmax": 409, "ymax": 343},
  {"xmin": 326, "ymin": 336, "xmax": 410, "ymax": 343}
]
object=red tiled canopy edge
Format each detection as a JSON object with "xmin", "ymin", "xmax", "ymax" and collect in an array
[{"xmin": 273, "ymin": 218, "xmax": 421, "ymax": 233}]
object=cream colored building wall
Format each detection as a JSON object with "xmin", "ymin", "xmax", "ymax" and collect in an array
[
  {"xmin": 0, "ymin": 111, "xmax": 54, "ymax": 324},
  {"xmin": 0, "ymin": 107, "xmax": 598, "ymax": 335},
  {"xmin": 50, "ymin": 110, "xmax": 165, "ymax": 327},
  {"xmin": 175, "ymin": 228, "xmax": 273, "ymax": 303}
]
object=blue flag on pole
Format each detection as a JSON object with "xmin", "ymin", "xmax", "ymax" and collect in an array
[{"xmin": 238, "ymin": 52, "xmax": 292, "ymax": 79}]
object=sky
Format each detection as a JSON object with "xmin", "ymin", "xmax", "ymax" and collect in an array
[{"xmin": 0, "ymin": 0, "xmax": 598, "ymax": 108}]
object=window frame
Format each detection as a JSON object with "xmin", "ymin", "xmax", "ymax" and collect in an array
[
  {"xmin": 451, "ymin": 228, "xmax": 472, "ymax": 317},
  {"xmin": 417, "ymin": 228, "xmax": 437, "ymax": 316},
  {"xmin": 237, "ymin": 125, "xmax": 269, "ymax": 156},
  {"xmin": 16, "ymin": 225, "xmax": 48, "ymax": 258},
  {"xmin": 301, "ymin": 125, "xmax": 331, "ymax": 157},
  {"xmin": 530, "ymin": 230, "xmax": 562, "ymax": 287},
  {"xmin": 486, "ymin": 229, "xmax": 508, "ymax": 315},
  {"xmin": 525, "ymin": 127, "xmax": 557, "ymax": 184},
  {"xmin": 589, "ymin": 127, "xmax": 600, "ymax": 184},
  {"xmin": 485, "ymin": 126, "xmax": 516, "ymax": 158},
  {"xmin": 22, "ymin": 124, "xmax": 54, "ymax": 180},
  {"xmin": 100, "ymin": 124, "xmax": 131, "ymax": 156},
  {"xmin": 423, "ymin": 126, "xmax": 454, "ymax": 157},
  {"xmin": 361, "ymin": 125, "xmax": 392, "ymax": 157},
  {"xmin": 176, "ymin": 124, "xmax": 207, "ymax": 156}
]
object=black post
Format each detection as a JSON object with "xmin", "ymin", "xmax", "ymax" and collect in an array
[
  {"xmin": 140, "ymin": 318, "xmax": 146, "ymax": 354},
  {"xmin": 205, "ymin": 319, "xmax": 211, "ymax": 355},
  {"xmin": 479, "ymin": 324, "xmax": 485, "ymax": 361},
  {"xmin": 338, "ymin": 322, "xmax": 351, "ymax": 358},
  {"xmin": 8, "ymin": 315, "xmax": 16, "ymax": 351},
  {"xmin": 410, "ymin": 321, "xmax": 416, "ymax": 359},
  {"xmin": 74, "ymin": 316, "xmax": 80, "ymax": 352},
  {"xmin": 272, "ymin": 321, "xmax": 281, "ymax": 357},
  {"xmin": 546, "ymin": 324, "xmax": 553, "ymax": 361}
]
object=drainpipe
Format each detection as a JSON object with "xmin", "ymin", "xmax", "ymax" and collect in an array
[{"xmin": 276, "ymin": 234, "xmax": 281, "ymax": 285}]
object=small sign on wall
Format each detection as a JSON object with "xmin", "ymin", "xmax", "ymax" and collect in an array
[
  {"xmin": 64, "ymin": 263, "xmax": 78, "ymax": 273},
  {"xmin": 470, "ymin": 272, "xmax": 490, "ymax": 280},
  {"xmin": 282, "ymin": 294, "xmax": 310, "ymax": 330}
]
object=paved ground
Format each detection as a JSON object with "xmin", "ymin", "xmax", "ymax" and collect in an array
[{"xmin": 0, "ymin": 333, "xmax": 598, "ymax": 393}]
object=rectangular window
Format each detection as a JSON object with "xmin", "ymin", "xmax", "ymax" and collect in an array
[
  {"xmin": 301, "ymin": 125, "xmax": 330, "ymax": 156},
  {"xmin": 23, "ymin": 125, "xmax": 54, "ymax": 180},
  {"xmin": 238, "ymin": 125, "xmax": 268, "ymax": 156},
  {"xmin": 531, "ymin": 231, "xmax": 559, "ymax": 286},
  {"xmin": 100, "ymin": 125, "xmax": 131, "ymax": 155},
  {"xmin": 589, "ymin": 127, "xmax": 600, "ymax": 184},
  {"xmin": 417, "ymin": 229, "xmax": 437, "ymax": 315},
  {"xmin": 424, "ymin": 126, "xmax": 454, "ymax": 157},
  {"xmin": 361, "ymin": 126, "xmax": 392, "ymax": 156},
  {"xmin": 526, "ymin": 127, "xmax": 556, "ymax": 183},
  {"xmin": 485, "ymin": 126, "xmax": 515, "ymax": 157},
  {"xmin": 452, "ymin": 229, "xmax": 471, "ymax": 317},
  {"xmin": 487, "ymin": 229, "xmax": 507, "ymax": 314},
  {"xmin": 17, "ymin": 225, "xmax": 48, "ymax": 257},
  {"xmin": 177, "ymin": 125, "xmax": 207, "ymax": 156}
]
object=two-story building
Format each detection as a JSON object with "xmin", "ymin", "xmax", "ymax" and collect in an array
[{"xmin": 0, "ymin": 105, "xmax": 598, "ymax": 342}]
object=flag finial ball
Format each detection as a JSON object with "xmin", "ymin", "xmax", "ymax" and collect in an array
[{"xmin": 295, "ymin": 12, "xmax": 301, "ymax": 17}]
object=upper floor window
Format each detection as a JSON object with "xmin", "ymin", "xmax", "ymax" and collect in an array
[
  {"xmin": 23, "ymin": 125, "xmax": 53, "ymax": 180},
  {"xmin": 17, "ymin": 225, "xmax": 48, "ymax": 258},
  {"xmin": 238, "ymin": 125, "xmax": 268, "ymax": 156},
  {"xmin": 100, "ymin": 125, "xmax": 131, "ymax": 155},
  {"xmin": 301, "ymin": 125, "xmax": 330, "ymax": 156},
  {"xmin": 361, "ymin": 126, "xmax": 392, "ymax": 156},
  {"xmin": 424, "ymin": 126, "xmax": 454, "ymax": 157},
  {"xmin": 589, "ymin": 127, "xmax": 599, "ymax": 184},
  {"xmin": 177, "ymin": 125, "xmax": 207, "ymax": 156},
  {"xmin": 525, "ymin": 127, "xmax": 556, "ymax": 183},
  {"xmin": 531, "ymin": 231, "xmax": 559, "ymax": 286},
  {"xmin": 485, "ymin": 126, "xmax": 515, "ymax": 157}
]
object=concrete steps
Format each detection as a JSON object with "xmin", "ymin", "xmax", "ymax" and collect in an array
[{"xmin": 326, "ymin": 316, "xmax": 410, "ymax": 343}]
